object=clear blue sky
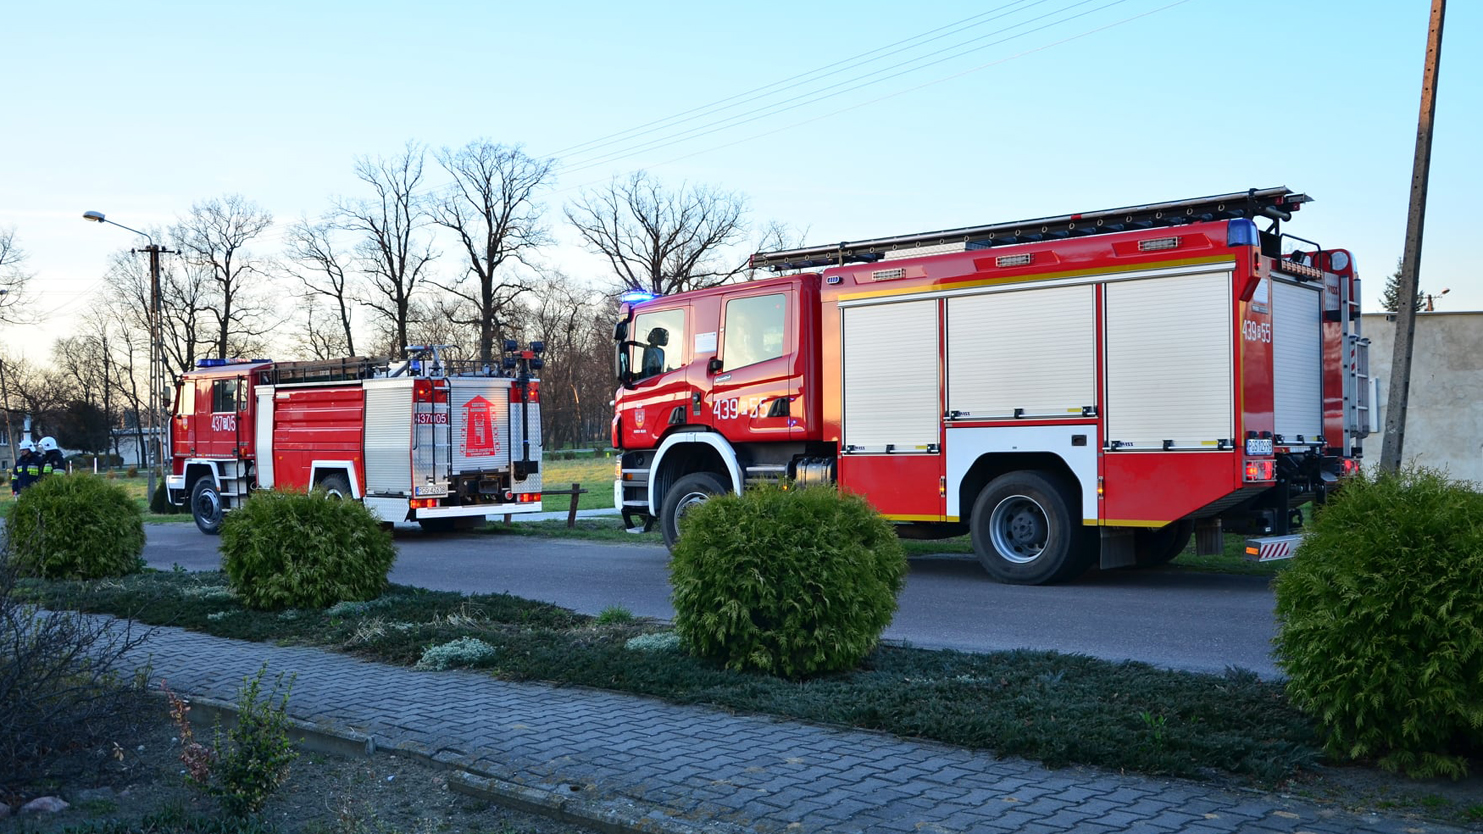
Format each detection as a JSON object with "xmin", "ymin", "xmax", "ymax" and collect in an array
[{"xmin": 2, "ymin": 0, "xmax": 1476, "ymax": 359}]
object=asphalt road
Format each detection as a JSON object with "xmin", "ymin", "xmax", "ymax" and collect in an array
[{"xmin": 142, "ymin": 523, "xmax": 1282, "ymax": 678}]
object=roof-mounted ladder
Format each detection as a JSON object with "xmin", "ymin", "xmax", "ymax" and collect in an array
[{"xmin": 749, "ymin": 187, "xmax": 1311, "ymax": 271}]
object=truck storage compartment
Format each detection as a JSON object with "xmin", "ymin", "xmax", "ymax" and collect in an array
[
  {"xmin": 946, "ymin": 284, "xmax": 1096, "ymax": 419},
  {"xmin": 1104, "ymin": 270, "xmax": 1234, "ymax": 450}
]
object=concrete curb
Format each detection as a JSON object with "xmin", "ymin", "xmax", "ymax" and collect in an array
[{"xmin": 177, "ymin": 691, "xmax": 742, "ymax": 834}]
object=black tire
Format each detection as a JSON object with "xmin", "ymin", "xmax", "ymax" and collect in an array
[
  {"xmin": 318, "ymin": 473, "xmax": 352, "ymax": 500},
  {"xmin": 659, "ymin": 471, "xmax": 729, "ymax": 549},
  {"xmin": 969, "ymin": 471, "xmax": 1092, "ymax": 585},
  {"xmin": 191, "ymin": 478, "xmax": 225, "ymax": 536},
  {"xmin": 1133, "ymin": 520, "xmax": 1194, "ymax": 568}
]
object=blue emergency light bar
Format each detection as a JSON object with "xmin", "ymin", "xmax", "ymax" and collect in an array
[{"xmin": 619, "ymin": 290, "xmax": 658, "ymax": 304}]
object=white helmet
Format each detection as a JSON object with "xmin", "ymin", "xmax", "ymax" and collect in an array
[
  {"xmin": 18, "ymin": 439, "xmax": 34, "ymax": 452},
  {"xmin": 38, "ymin": 437, "xmax": 58, "ymax": 453}
]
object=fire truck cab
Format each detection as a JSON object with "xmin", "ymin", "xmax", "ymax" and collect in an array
[
  {"xmin": 613, "ymin": 188, "xmax": 1372, "ymax": 584},
  {"xmin": 168, "ymin": 348, "xmax": 545, "ymax": 534}
]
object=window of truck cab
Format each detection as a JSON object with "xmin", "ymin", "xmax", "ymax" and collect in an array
[
  {"xmin": 721, "ymin": 293, "xmax": 786, "ymax": 370},
  {"xmin": 211, "ymin": 379, "xmax": 238, "ymax": 413},
  {"xmin": 629, "ymin": 308, "xmax": 686, "ymax": 383}
]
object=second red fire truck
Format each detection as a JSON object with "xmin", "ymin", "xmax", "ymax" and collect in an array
[
  {"xmin": 612, "ymin": 188, "xmax": 1373, "ymax": 584},
  {"xmin": 167, "ymin": 345, "xmax": 546, "ymax": 534}
]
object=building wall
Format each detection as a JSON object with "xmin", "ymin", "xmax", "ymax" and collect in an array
[{"xmin": 1363, "ymin": 311, "xmax": 1483, "ymax": 485}]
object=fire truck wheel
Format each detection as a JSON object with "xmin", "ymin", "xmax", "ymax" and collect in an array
[
  {"xmin": 190, "ymin": 478, "xmax": 225, "ymax": 536},
  {"xmin": 318, "ymin": 473, "xmax": 352, "ymax": 500},
  {"xmin": 1133, "ymin": 520, "xmax": 1194, "ymax": 567},
  {"xmin": 969, "ymin": 471, "xmax": 1091, "ymax": 585},
  {"xmin": 660, "ymin": 471, "xmax": 729, "ymax": 549}
]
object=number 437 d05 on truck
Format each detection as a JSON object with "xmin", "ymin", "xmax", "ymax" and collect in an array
[{"xmin": 611, "ymin": 188, "xmax": 1373, "ymax": 584}]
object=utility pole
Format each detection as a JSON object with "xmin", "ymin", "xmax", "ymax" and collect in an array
[
  {"xmin": 1380, "ymin": 0, "xmax": 1446, "ymax": 473},
  {"xmin": 137, "ymin": 243, "xmax": 177, "ymax": 506},
  {"xmin": 0, "ymin": 359, "xmax": 14, "ymax": 472},
  {"xmin": 83, "ymin": 211, "xmax": 177, "ymax": 506}
]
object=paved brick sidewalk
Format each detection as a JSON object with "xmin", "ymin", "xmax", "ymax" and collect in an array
[{"xmin": 122, "ymin": 623, "xmax": 1465, "ymax": 834}]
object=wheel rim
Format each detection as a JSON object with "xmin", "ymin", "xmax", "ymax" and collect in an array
[
  {"xmin": 989, "ymin": 494, "xmax": 1049, "ymax": 564},
  {"xmin": 195, "ymin": 489, "xmax": 222, "ymax": 523},
  {"xmin": 672, "ymin": 490, "xmax": 711, "ymax": 532}
]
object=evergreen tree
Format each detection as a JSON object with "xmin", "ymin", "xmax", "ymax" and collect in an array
[{"xmin": 1380, "ymin": 257, "xmax": 1423, "ymax": 312}]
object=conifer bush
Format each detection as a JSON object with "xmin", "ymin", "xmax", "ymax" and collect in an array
[
  {"xmin": 221, "ymin": 489, "xmax": 396, "ymax": 611},
  {"xmin": 670, "ymin": 485, "xmax": 907, "ymax": 678},
  {"xmin": 1273, "ymin": 467, "xmax": 1483, "ymax": 778},
  {"xmin": 8, "ymin": 474, "xmax": 145, "ymax": 579}
]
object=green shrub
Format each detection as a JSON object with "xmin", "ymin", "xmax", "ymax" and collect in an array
[
  {"xmin": 221, "ymin": 489, "xmax": 396, "ymax": 611},
  {"xmin": 1274, "ymin": 467, "xmax": 1483, "ymax": 778},
  {"xmin": 8, "ymin": 474, "xmax": 145, "ymax": 579},
  {"xmin": 597, "ymin": 605, "xmax": 635, "ymax": 624},
  {"xmin": 150, "ymin": 479, "xmax": 180, "ymax": 514},
  {"xmin": 670, "ymin": 485, "xmax": 907, "ymax": 678},
  {"xmin": 205, "ymin": 665, "xmax": 298, "ymax": 817}
]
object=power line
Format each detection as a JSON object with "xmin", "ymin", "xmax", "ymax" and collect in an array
[
  {"xmin": 548, "ymin": 0, "xmax": 1050, "ymax": 159},
  {"xmin": 554, "ymin": 0, "xmax": 1125, "ymax": 175}
]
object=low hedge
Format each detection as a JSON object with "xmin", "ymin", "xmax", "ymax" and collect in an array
[
  {"xmin": 7, "ymin": 474, "xmax": 145, "ymax": 579},
  {"xmin": 670, "ymin": 485, "xmax": 907, "ymax": 678},
  {"xmin": 1274, "ymin": 467, "xmax": 1483, "ymax": 778},
  {"xmin": 220, "ymin": 489, "xmax": 396, "ymax": 610}
]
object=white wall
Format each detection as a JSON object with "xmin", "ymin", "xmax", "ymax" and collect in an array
[{"xmin": 1363, "ymin": 311, "xmax": 1483, "ymax": 485}]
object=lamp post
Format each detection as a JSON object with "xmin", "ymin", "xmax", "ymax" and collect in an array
[{"xmin": 82, "ymin": 211, "xmax": 174, "ymax": 505}]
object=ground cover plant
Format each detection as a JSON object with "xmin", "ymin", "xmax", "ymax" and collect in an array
[
  {"xmin": 1275, "ymin": 467, "xmax": 1483, "ymax": 779},
  {"xmin": 18, "ymin": 569, "xmax": 1324, "ymax": 785}
]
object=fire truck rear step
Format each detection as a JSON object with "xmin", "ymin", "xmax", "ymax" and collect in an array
[{"xmin": 1245, "ymin": 534, "xmax": 1303, "ymax": 562}]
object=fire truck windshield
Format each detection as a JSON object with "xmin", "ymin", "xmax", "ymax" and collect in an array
[{"xmin": 626, "ymin": 308, "xmax": 685, "ymax": 384}]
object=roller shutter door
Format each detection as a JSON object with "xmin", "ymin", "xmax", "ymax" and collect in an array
[
  {"xmin": 1105, "ymin": 272, "xmax": 1233, "ymax": 449},
  {"xmin": 842, "ymin": 300, "xmax": 939, "ymax": 452},
  {"xmin": 946, "ymin": 284, "xmax": 1095, "ymax": 419},
  {"xmin": 1271, "ymin": 280, "xmax": 1323, "ymax": 443}
]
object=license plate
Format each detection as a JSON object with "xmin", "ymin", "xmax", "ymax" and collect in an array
[
  {"xmin": 413, "ymin": 484, "xmax": 448, "ymax": 497},
  {"xmin": 1245, "ymin": 438, "xmax": 1274, "ymax": 456}
]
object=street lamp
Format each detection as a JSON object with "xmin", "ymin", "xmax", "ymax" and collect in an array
[{"xmin": 82, "ymin": 211, "xmax": 173, "ymax": 508}]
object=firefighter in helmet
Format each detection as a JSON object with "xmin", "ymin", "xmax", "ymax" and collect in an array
[
  {"xmin": 37, "ymin": 436, "xmax": 65, "ymax": 479},
  {"xmin": 12, "ymin": 438, "xmax": 37, "ymax": 495}
]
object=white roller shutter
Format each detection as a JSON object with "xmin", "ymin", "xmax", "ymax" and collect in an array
[
  {"xmin": 842, "ymin": 300, "xmax": 939, "ymax": 452},
  {"xmin": 947, "ymin": 284, "xmax": 1096, "ymax": 419},
  {"xmin": 1105, "ymin": 272, "xmax": 1233, "ymax": 449},
  {"xmin": 1271, "ymin": 280, "xmax": 1323, "ymax": 443},
  {"xmin": 364, "ymin": 381, "xmax": 413, "ymax": 493}
]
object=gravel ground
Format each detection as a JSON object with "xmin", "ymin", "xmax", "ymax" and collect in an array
[{"xmin": 5, "ymin": 709, "xmax": 596, "ymax": 834}]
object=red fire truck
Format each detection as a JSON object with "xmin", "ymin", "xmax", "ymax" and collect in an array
[
  {"xmin": 167, "ymin": 346, "xmax": 545, "ymax": 534},
  {"xmin": 611, "ymin": 188, "xmax": 1373, "ymax": 584}
]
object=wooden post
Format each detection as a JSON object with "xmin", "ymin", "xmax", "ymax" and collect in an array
[
  {"xmin": 1380, "ymin": 0, "xmax": 1446, "ymax": 472},
  {"xmin": 567, "ymin": 482, "xmax": 581, "ymax": 528}
]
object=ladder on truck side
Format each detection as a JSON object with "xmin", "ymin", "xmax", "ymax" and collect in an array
[{"xmin": 750, "ymin": 187, "xmax": 1312, "ymax": 270}]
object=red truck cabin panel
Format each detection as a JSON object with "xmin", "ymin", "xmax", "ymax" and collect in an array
[{"xmin": 272, "ymin": 387, "xmax": 367, "ymax": 493}]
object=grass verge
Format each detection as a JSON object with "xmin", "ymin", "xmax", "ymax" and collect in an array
[{"xmin": 19, "ymin": 569, "xmax": 1320, "ymax": 787}]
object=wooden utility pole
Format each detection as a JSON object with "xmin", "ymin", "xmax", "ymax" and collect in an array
[{"xmin": 1380, "ymin": 0, "xmax": 1446, "ymax": 473}]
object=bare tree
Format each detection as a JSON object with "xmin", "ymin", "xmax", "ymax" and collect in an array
[
  {"xmin": 530, "ymin": 273, "xmax": 616, "ymax": 448},
  {"xmin": 284, "ymin": 218, "xmax": 356, "ymax": 356},
  {"xmin": 0, "ymin": 225, "xmax": 34, "ymax": 323},
  {"xmin": 290, "ymin": 295, "xmax": 354, "ymax": 360},
  {"xmin": 103, "ymin": 246, "xmax": 213, "ymax": 383},
  {"xmin": 333, "ymin": 141, "xmax": 437, "ymax": 357},
  {"xmin": 431, "ymin": 141, "xmax": 555, "ymax": 366},
  {"xmin": 565, "ymin": 171, "xmax": 750, "ymax": 296},
  {"xmin": 173, "ymin": 195, "xmax": 276, "ymax": 359}
]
